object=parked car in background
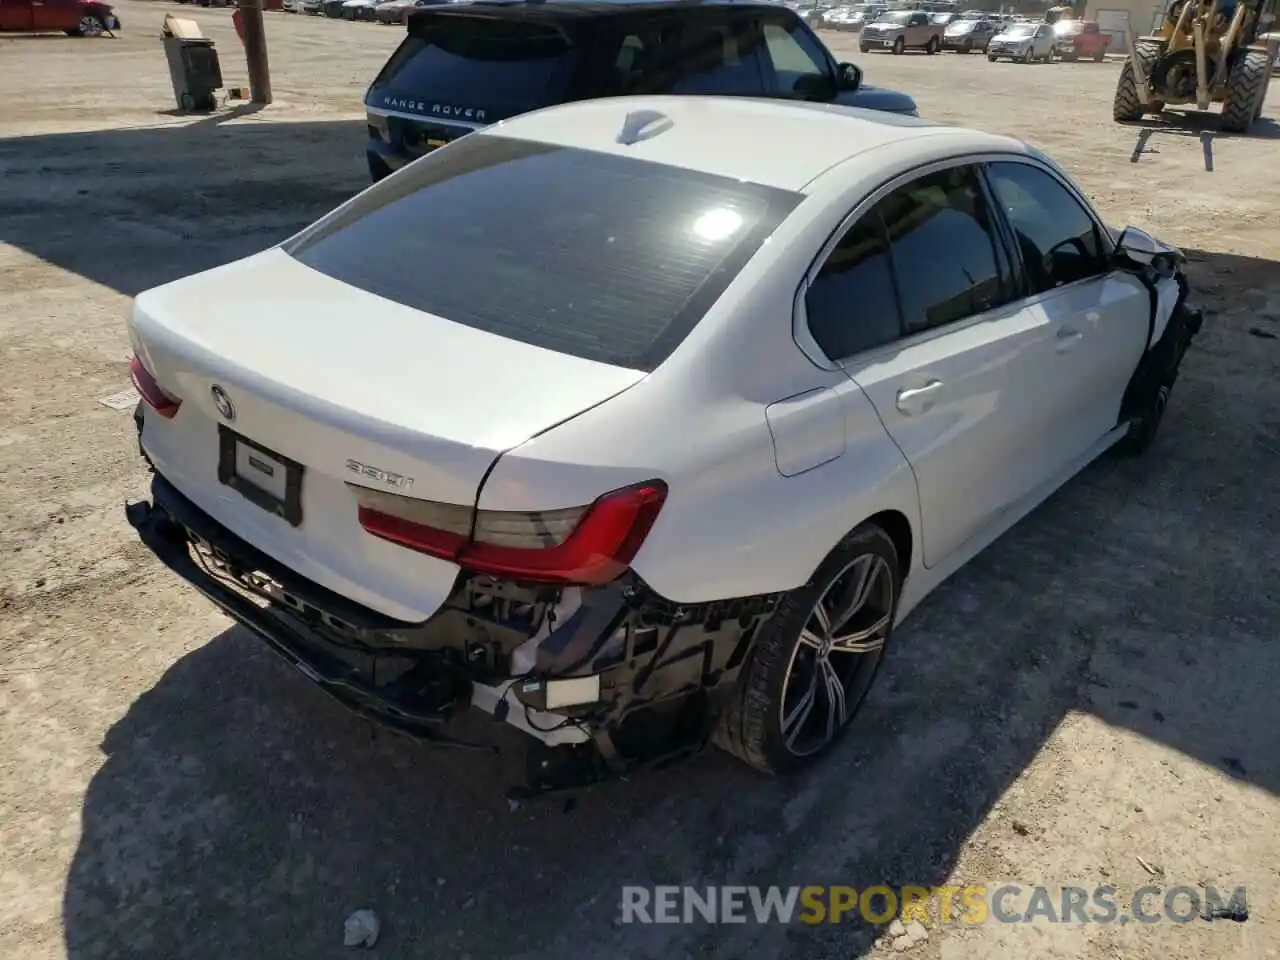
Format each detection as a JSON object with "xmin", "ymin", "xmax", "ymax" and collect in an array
[
  {"xmin": 986, "ymin": 21, "xmax": 1056, "ymax": 61},
  {"xmin": 1053, "ymin": 18, "xmax": 1110, "ymax": 60},
  {"xmin": 941, "ymin": 15, "xmax": 996, "ymax": 52},
  {"xmin": 376, "ymin": 0, "xmax": 448, "ymax": 24},
  {"xmin": 0, "ymin": 0, "xmax": 118, "ymax": 34},
  {"xmin": 299, "ymin": 0, "xmax": 324, "ymax": 12},
  {"xmin": 859, "ymin": 9, "xmax": 944, "ymax": 54},
  {"xmin": 365, "ymin": 0, "xmax": 919, "ymax": 182},
  {"xmin": 821, "ymin": 6, "xmax": 861, "ymax": 29},
  {"xmin": 845, "ymin": 5, "xmax": 885, "ymax": 30},
  {"xmin": 342, "ymin": 0, "xmax": 380, "ymax": 18},
  {"xmin": 322, "ymin": 0, "xmax": 347, "ymax": 16}
]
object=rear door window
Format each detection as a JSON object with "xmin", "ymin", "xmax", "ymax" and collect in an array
[
  {"xmin": 624, "ymin": 13, "xmax": 767, "ymax": 96},
  {"xmin": 285, "ymin": 135, "xmax": 802, "ymax": 372},
  {"xmin": 876, "ymin": 165, "xmax": 1010, "ymax": 335},
  {"xmin": 759, "ymin": 18, "xmax": 832, "ymax": 96},
  {"xmin": 805, "ymin": 210, "xmax": 902, "ymax": 360},
  {"xmin": 370, "ymin": 17, "xmax": 579, "ymax": 117}
]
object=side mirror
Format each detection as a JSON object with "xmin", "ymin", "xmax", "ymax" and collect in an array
[
  {"xmin": 1114, "ymin": 225, "xmax": 1184, "ymax": 275},
  {"xmin": 836, "ymin": 61, "xmax": 863, "ymax": 92},
  {"xmin": 1113, "ymin": 225, "xmax": 1160, "ymax": 266}
]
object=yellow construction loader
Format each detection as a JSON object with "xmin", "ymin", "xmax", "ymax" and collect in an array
[{"xmin": 1113, "ymin": 0, "xmax": 1279, "ymax": 133}]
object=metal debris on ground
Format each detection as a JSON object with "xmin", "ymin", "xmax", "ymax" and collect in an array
[
  {"xmin": 1136, "ymin": 855, "xmax": 1164, "ymax": 877},
  {"xmin": 97, "ymin": 388, "xmax": 141, "ymax": 411},
  {"xmin": 343, "ymin": 909, "xmax": 380, "ymax": 948}
]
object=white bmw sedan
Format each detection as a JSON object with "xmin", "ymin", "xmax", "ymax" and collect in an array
[{"xmin": 125, "ymin": 96, "xmax": 1201, "ymax": 794}]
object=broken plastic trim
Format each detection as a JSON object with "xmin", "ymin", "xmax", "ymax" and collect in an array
[{"xmin": 125, "ymin": 471, "xmax": 786, "ymax": 793}]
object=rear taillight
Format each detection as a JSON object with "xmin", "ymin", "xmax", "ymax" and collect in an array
[
  {"xmin": 130, "ymin": 354, "xmax": 181, "ymax": 419},
  {"xmin": 351, "ymin": 481, "xmax": 668, "ymax": 586}
]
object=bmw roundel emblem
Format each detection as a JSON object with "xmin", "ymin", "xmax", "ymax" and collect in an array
[{"xmin": 211, "ymin": 384, "xmax": 235, "ymax": 422}]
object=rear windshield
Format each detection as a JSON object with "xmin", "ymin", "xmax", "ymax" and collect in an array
[
  {"xmin": 285, "ymin": 136, "xmax": 801, "ymax": 372},
  {"xmin": 370, "ymin": 16, "xmax": 577, "ymax": 112}
]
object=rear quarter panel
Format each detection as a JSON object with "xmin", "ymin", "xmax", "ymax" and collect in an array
[{"xmin": 476, "ymin": 166, "xmax": 933, "ymax": 605}]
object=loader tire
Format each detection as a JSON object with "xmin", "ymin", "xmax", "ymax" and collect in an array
[
  {"xmin": 1113, "ymin": 40, "xmax": 1163, "ymax": 122},
  {"xmin": 1220, "ymin": 48, "xmax": 1271, "ymax": 132}
]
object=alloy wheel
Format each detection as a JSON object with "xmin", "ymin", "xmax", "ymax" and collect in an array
[
  {"xmin": 79, "ymin": 14, "xmax": 103, "ymax": 35},
  {"xmin": 778, "ymin": 554, "xmax": 894, "ymax": 757}
]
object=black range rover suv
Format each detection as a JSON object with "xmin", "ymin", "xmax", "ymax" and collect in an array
[{"xmin": 364, "ymin": 0, "xmax": 919, "ymax": 182}]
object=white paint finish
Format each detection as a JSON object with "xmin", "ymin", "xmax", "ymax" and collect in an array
[
  {"xmin": 845, "ymin": 299, "xmax": 1060, "ymax": 569},
  {"xmin": 765, "ymin": 387, "xmax": 846, "ymax": 477},
  {"xmin": 129, "ymin": 95, "xmax": 1179, "ymax": 645},
  {"xmin": 487, "ymin": 95, "xmax": 999, "ymax": 192},
  {"xmin": 1027, "ymin": 273, "xmax": 1152, "ymax": 470},
  {"xmin": 129, "ymin": 249, "xmax": 645, "ymax": 620}
]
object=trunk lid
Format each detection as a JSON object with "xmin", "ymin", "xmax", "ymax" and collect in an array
[{"xmin": 130, "ymin": 248, "xmax": 644, "ymax": 621}]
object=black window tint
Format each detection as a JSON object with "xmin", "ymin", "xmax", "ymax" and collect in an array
[
  {"xmin": 877, "ymin": 166, "xmax": 1007, "ymax": 334},
  {"xmin": 286, "ymin": 136, "xmax": 801, "ymax": 372},
  {"xmin": 986, "ymin": 161, "xmax": 1107, "ymax": 294},
  {"xmin": 371, "ymin": 18, "xmax": 576, "ymax": 111},
  {"xmin": 629, "ymin": 15, "xmax": 766, "ymax": 95},
  {"xmin": 806, "ymin": 211, "xmax": 901, "ymax": 359}
]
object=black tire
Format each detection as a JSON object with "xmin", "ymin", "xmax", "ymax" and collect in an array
[
  {"xmin": 1114, "ymin": 296, "xmax": 1200, "ymax": 457},
  {"xmin": 892, "ymin": 36, "xmax": 905, "ymax": 54},
  {"xmin": 72, "ymin": 13, "xmax": 105, "ymax": 36},
  {"xmin": 988, "ymin": 54, "xmax": 998, "ymax": 61},
  {"xmin": 860, "ymin": 44, "xmax": 870, "ymax": 54},
  {"xmin": 926, "ymin": 36, "xmax": 939, "ymax": 54},
  {"xmin": 1114, "ymin": 40, "xmax": 1163, "ymax": 122},
  {"xmin": 713, "ymin": 523, "xmax": 902, "ymax": 775},
  {"xmin": 1021, "ymin": 48, "xmax": 1032, "ymax": 63},
  {"xmin": 1094, "ymin": 49, "xmax": 1106, "ymax": 62},
  {"xmin": 1220, "ymin": 48, "xmax": 1271, "ymax": 133}
]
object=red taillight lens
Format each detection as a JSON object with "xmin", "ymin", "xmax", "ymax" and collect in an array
[
  {"xmin": 130, "ymin": 354, "xmax": 181, "ymax": 419},
  {"xmin": 352, "ymin": 480, "xmax": 668, "ymax": 586}
]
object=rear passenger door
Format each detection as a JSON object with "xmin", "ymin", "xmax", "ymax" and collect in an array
[{"xmin": 802, "ymin": 162, "xmax": 1064, "ymax": 568}]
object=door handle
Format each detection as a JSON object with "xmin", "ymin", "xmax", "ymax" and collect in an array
[
  {"xmin": 1055, "ymin": 329, "xmax": 1084, "ymax": 352},
  {"xmin": 896, "ymin": 380, "xmax": 943, "ymax": 415}
]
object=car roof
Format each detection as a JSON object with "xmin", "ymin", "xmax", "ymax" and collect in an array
[{"xmin": 482, "ymin": 96, "xmax": 1024, "ymax": 193}]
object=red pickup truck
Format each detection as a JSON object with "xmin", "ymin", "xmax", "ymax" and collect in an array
[
  {"xmin": 0, "ymin": 0, "xmax": 119, "ymax": 36},
  {"xmin": 1052, "ymin": 19, "xmax": 1111, "ymax": 61}
]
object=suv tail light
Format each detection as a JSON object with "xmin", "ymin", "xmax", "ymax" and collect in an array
[
  {"xmin": 351, "ymin": 481, "xmax": 668, "ymax": 586},
  {"xmin": 130, "ymin": 354, "xmax": 181, "ymax": 419}
]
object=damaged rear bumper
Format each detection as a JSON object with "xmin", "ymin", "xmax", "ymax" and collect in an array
[{"xmin": 125, "ymin": 471, "xmax": 783, "ymax": 793}]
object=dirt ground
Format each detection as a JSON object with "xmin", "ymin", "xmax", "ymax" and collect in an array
[{"xmin": 1, "ymin": 5, "xmax": 1278, "ymax": 959}]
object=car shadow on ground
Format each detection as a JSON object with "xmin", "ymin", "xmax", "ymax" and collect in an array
[
  {"xmin": 2, "ymin": 118, "xmax": 1276, "ymax": 959},
  {"xmin": 0, "ymin": 117, "xmax": 368, "ymax": 298}
]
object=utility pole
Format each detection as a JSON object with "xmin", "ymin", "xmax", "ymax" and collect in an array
[{"xmin": 238, "ymin": 0, "xmax": 273, "ymax": 104}]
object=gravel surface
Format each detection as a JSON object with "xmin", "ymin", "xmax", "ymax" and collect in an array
[{"xmin": 1, "ymin": 7, "xmax": 1278, "ymax": 959}]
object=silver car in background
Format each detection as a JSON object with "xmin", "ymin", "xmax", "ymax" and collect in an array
[{"xmin": 986, "ymin": 21, "xmax": 1057, "ymax": 62}]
